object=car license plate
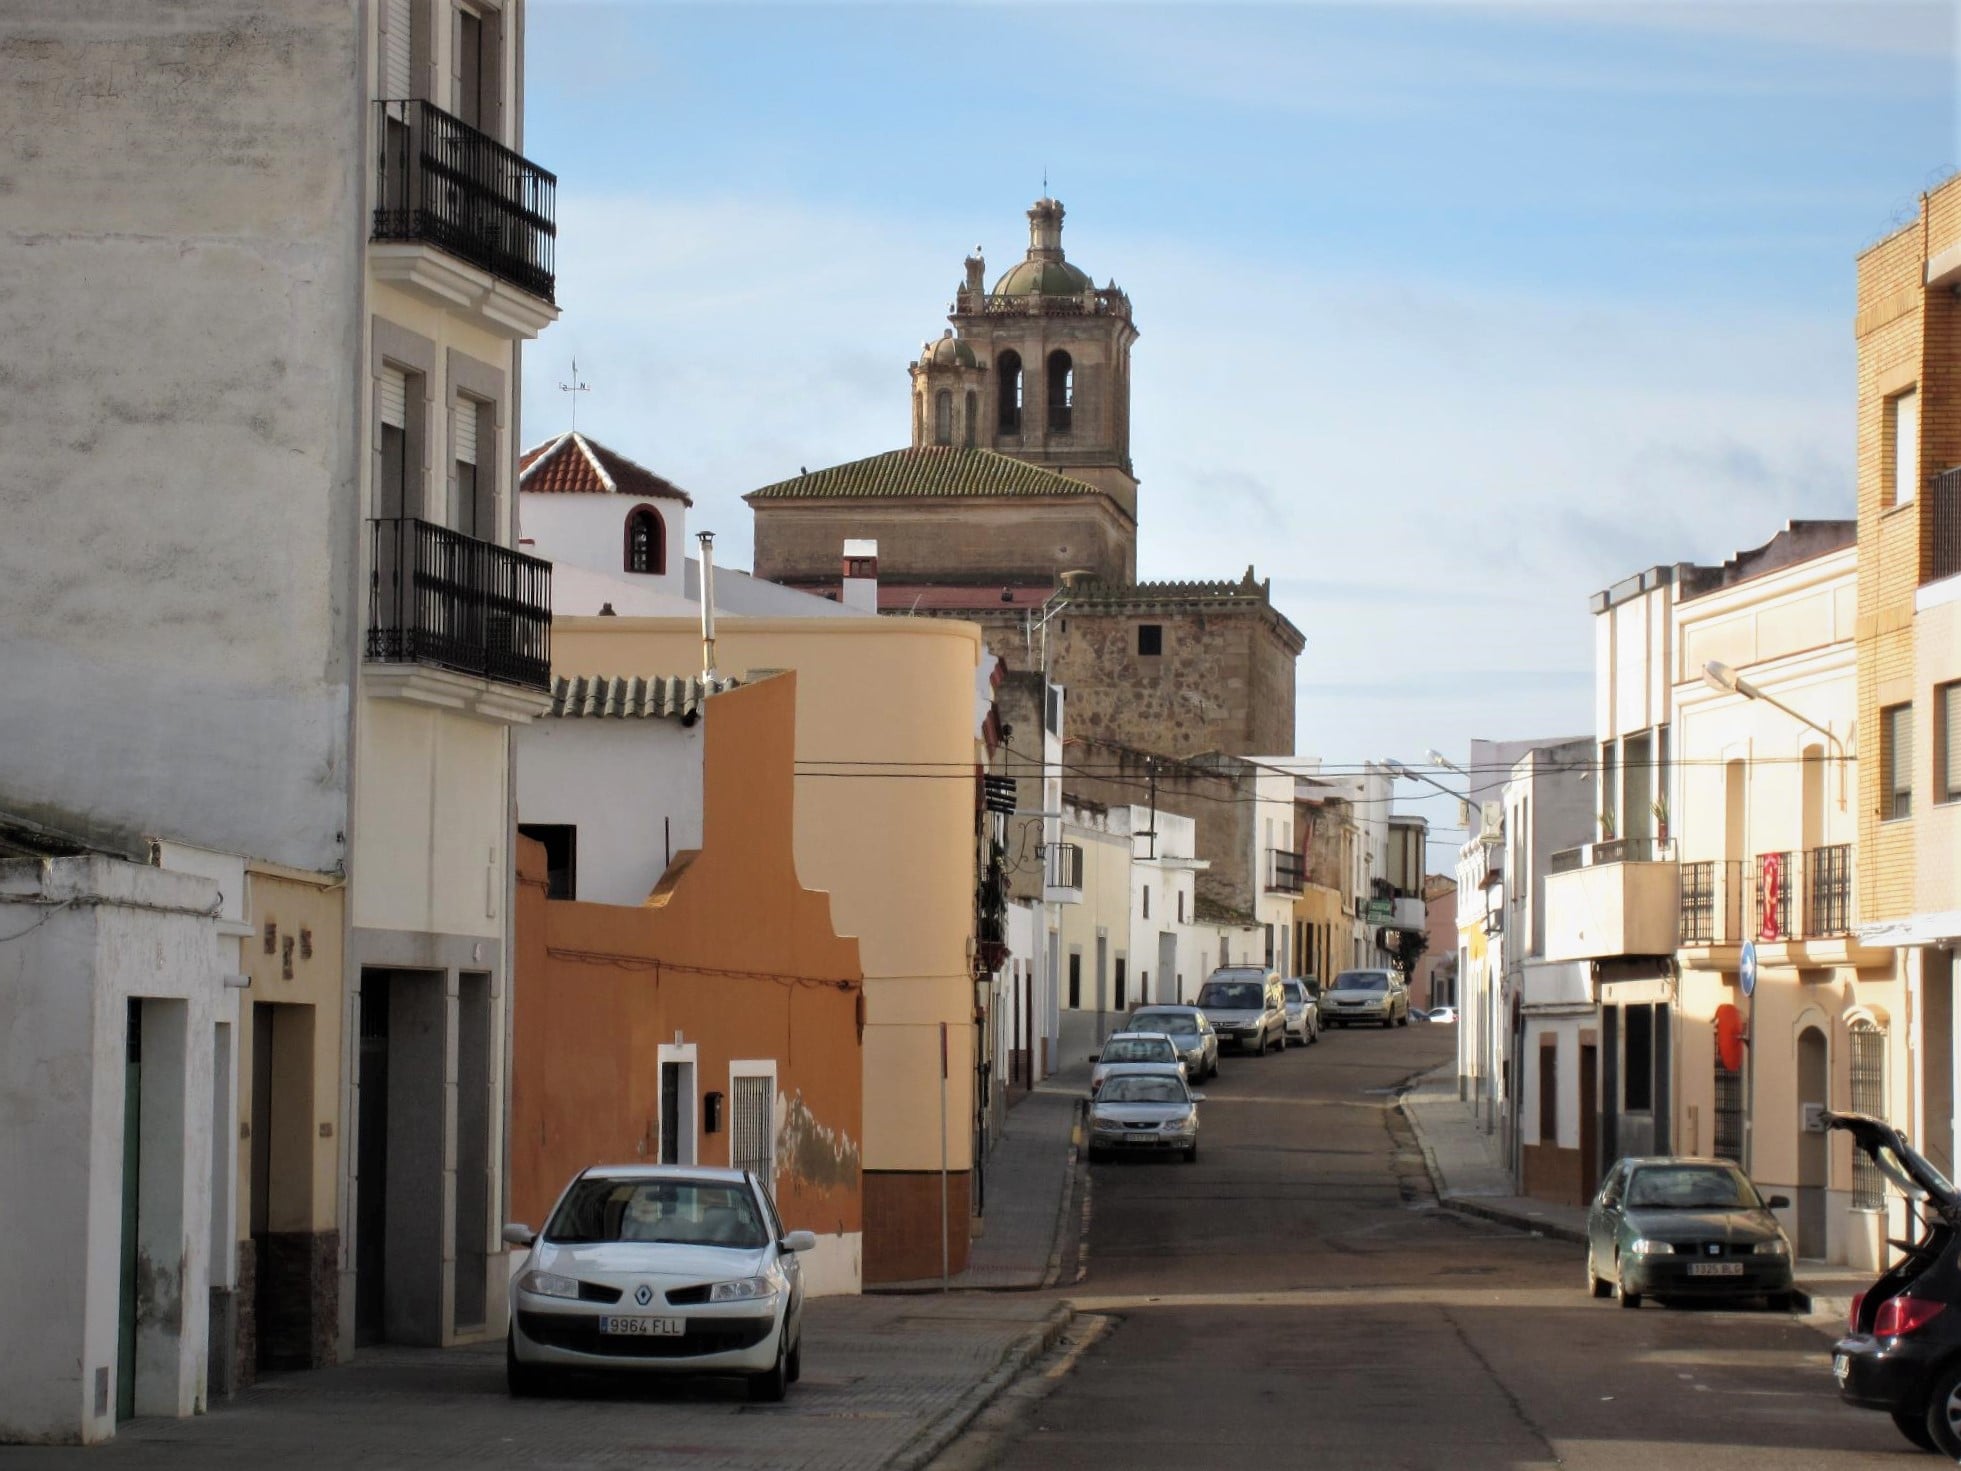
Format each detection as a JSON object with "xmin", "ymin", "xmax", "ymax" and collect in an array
[
  {"xmin": 1834, "ymin": 1353, "xmax": 1849, "ymax": 1384},
  {"xmin": 599, "ymin": 1315, "xmax": 684, "ymax": 1336},
  {"xmin": 1688, "ymin": 1263, "xmax": 1743, "ymax": 1277}
]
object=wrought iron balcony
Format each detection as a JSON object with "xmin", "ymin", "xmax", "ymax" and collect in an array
[
  {"xmin": 1934, "ymin": 468, "xmax": 1961, "ymax": 584},
  {"xmin": 1756, "ymin": 846, "xmax": 1853, "ymax": 940},
  {"xmin": 1043, "ymin": 841, "xmax": 1084, "ymax": 902},
  {"xmin": 1266, "ymin": 848, "xmax": 1306, "ymax": 895},
  {"xmin": 367, "ymin": 517, "xmax": 551, "ymax": 692},
  {"xmin": 373, "ymin": 100, "xmax": 556, "ymax": 302},
  {"xmin": 1679, "ymin": 859, "xmax": 1747, "ymax": 946}
]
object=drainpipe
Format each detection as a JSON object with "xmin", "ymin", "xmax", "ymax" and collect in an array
[{"xmin": 698, "ymin": 530, "xmax": 718, "ymax": 682}]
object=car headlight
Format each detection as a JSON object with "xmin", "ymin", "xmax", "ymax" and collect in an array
[
  {"xmin": 518, "ymin": 1269, "xmax": 580, "ymax": 1299},
  {"xmin": 1163, "ymin": 1115, "xmax": 1197, "ymax": 1132},
  {"xmin": 1628, "ymin": 1238, "xmax": 1675, "ymax": 1256},
  {"xmin": 710, "ymin": 1276, "xmax": 778, "ymax": 1302},
  {"xmin": 1752, "ymin": 1240, "xmax": 1789, "ymax": 1256}
]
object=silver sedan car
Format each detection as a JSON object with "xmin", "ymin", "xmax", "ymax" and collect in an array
[
  {"xmin": 1090, "ymin": 1032, "xmax": 1186, "ymax": 1095},
  {"xmin": 1124, "ymin": 1005, "xmax": 1219, "ymax": 1081},
  {"xmin": 1086, "ymin": 1070, "xmax": 1204, "ymax": 1164},
  {"xmin": 505, "ymin": 1165, "xmax": 815, "ymax": 1402},
  {"xmin": 1281, "ymin": 978, "xmax": 1321, "ymax": 1046}
]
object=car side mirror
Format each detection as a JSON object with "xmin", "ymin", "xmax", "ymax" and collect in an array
[
  {"xmin": 1190, "ymin": 1092, "xmax": 1207, "ymax": 1103},
  {"xmin": 781, "ymin": 1230, "xmax": 818, "ymax": 1253},
  {"xmin": 1765, "ymin": 1194, "xmax": 1791, "ymax": 1211},
  {"xmin": 501, "ymin": 1223, "xmax": 535, "ymax": 1248}
]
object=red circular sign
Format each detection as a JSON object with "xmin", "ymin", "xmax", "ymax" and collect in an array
[{"xmin": 1715, "ymin": 1003, "xmax": 1745, "ymax": 1073}]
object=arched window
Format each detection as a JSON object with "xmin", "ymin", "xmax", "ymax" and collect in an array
[
  {"xmin": 997, "ymin": 351, "xmax": 1022, "ymax": 433},
  {"xmin": 934, "ymin": 390, "xmax": 953, "ymax": 446},
  {"xmin": 624, "ymin": 505, "xmax": 664, "ymax": 575},
  {"xmin": 1047, "ymin": 349, "xmax": 1073, "ymax": 433},
  {"xmin": 964, "ymin": 391, "xmax": 978, "ymax": 449}
]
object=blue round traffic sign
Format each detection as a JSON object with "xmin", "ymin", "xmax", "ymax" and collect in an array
[{"xmin": 1739, "ymin": 940, "xmax": 1758, "ymax": 999}]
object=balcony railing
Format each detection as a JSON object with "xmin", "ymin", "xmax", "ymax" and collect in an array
[
  {"xmin": 1045, "ymin": 842, "xmax": 1084, "ymax": 891},
  {"xmin": 1266, "ymin": 848, "xmax": 1305, "ymax": 894},
  {"xmin": 1934, "ymin": 468, "xmax": 1961, "ymax": 584},
  {"xmin": 374, "ymin": 100, "xmax": 556, "ymax": 301},
  {"xmin": 1679, "ymin": 859, "xmax": 1747, "ymax": 946},
  {"xmin": 367, "ymin": 517, "xmax": 552, "ymax": 692},
  {"xmin": 1805, "ymin": 844, "xmax": 1853, "ymax": 937}
]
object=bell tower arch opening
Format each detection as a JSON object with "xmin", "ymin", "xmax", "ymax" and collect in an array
[{"xmin": 997, "ymin": 351, "xmax": 1023, "ymax": 434}]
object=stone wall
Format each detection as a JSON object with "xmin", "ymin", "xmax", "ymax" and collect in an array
[
  {"xmin": 1062, "ymin": 741, "xmax": 1257, "ymax": 917},
  {"xmin": 752, "ymin": 496, "xmax": 1134, "ymax": 586}
]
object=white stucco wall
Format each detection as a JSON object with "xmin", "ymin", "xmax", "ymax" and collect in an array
[
  {"xmin": 520, "ymin": 492, "xmax": 688, "ymax": 601},
  {"xmin": 0, "ymin": 858, "xmax": 226, "ymax": 1444},
  {"xmin": 0, "ymin": 3, "xmax": 362, "ymax": 870},
  {"xmin": 513, "ymin": 715, "xmax": 706, "ymax": 905}
]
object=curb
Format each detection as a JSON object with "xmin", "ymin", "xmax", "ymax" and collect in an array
[
  {"xmin": 1042, "ymin": 1099, "xmax": 1090, "ymax": 1290},
  {"xmin": 1438, "ymin": 1193, "xmax": 1589, "ymax": 1245},
  {"xmin": 889, "ymin": 1302, "xmax": 1075, "ymax": 1471}
]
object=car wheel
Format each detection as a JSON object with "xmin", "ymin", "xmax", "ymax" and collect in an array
[
  {"xmin": 786, "ymin": 1330, "xmax": 803, "ymax": 1385},
  {"xmin": 1587, "ymin": 1250, "xmax": 1612, "ymax": 1299},
  {"xmin": 1398, "ymin": 1012, "xmax": 1409, "ymax": 1028},
  {"xmin": 1925, "ymin": 1359, "xmax": 1961, "ymax": 1458},
  {"xmin": 1183, "ymin": 1142, "xmax": 1198, "ymax": 1163},
  {"xmin": 1616, "ymin": 1263, "xmax": 1642, "ymax": 1310},
  {"xmin": 1382, "ymin": 1018, "xmax": 1393, "ymax": 1030},
  {"xmin": 1892, "ymin": 1407, "xmax": 1939, "ymax": 1453},
  {"xmin": 1087, "ymin": 1145, "xmax": 1106, "ymax": 1164},
  {"xmin": 748, "ymin": 1327, "xmax": 790, "ymax": 1403},
  {"xmin": 506, "ymin": 1330, "xmax": 553, "ymax": 1398}
]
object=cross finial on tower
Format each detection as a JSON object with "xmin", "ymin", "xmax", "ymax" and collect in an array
[{"xmin": 558, "ymin": 356, "xmax": 591, "ymax": 431}]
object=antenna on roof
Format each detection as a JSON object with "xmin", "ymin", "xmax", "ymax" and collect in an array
[{"xmin": 558, "ymin": 356, "xmax": 590, "ymax": 431}]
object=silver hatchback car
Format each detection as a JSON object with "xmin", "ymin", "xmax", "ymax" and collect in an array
[
  {"xmin": 1280, "ymin": 978, "xmax": 1321, "ymax": 1046},
  {"xmin": 1125, "ymin": 1005, "xmax": 1219, "ymax": 1081}
]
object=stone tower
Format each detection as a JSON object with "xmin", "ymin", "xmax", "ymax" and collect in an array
[{"xmin": 911, "ymin": 199, "xmax": 1139, "ymax": 524}]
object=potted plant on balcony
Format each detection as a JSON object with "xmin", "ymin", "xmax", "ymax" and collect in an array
[
  {"xmin": 1651, "ymin": 797, "xmax": 1669, "ymax": 847},
  {"xmin": 976, "ymin": 839, "xmax": 1010, "ymax": 975},
  {"xmin": 1598, "ymin": 809, "xmax": 1617, "ymax": 842}
]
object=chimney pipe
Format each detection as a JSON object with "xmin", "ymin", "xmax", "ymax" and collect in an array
[{"xmin": 697, "ymin": 530, "xmax": 718, "ymax": 681}]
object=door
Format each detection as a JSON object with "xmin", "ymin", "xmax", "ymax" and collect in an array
[
  {"xmin": 1157, "ymin": 932, "xmax": 1178, "ymax": 1007},
  {"xmin": 1797, "ymin": 1026, "xmax": 1829, "ymax": 1257},
  {"xmin": 117, "ymin": 1000, "xmax": 142, "ymax": 1421},
  {"xmin": 1579, "ymin": 1043, "xmax": 1599, "ymax": 1195},
  {"xmin": 354, "ymin": 977, "xmax": 390, "ymax": 1347},
  {"xmin": 660, "ymin": 1061, "xmax": 682, "ymax": 1165}
]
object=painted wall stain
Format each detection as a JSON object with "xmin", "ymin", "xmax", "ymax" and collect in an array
[
  {"xmin": 778, "ymin": 1089, "xmax": 859, "ymax": 1193},
  {"xmin": 133, "ymin": 1245, "xmax": 183, "ymax": 1333}
]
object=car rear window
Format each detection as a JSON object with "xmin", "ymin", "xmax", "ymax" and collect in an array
[
  {"xmin": 546, "ymin": 1177, "xmax": 768, "ymax": 1248},
  {"xmin": 1131, "ymin": 1011, "xmax": 1198, "ymax": 1036},
  {"xmin": 1199, "ymin": 981, "xmax": 1264, "ymax": 1009},
  {"xmin": 1104, "ymin": 1037, "xmax": 1174, "ymax": 1062}
]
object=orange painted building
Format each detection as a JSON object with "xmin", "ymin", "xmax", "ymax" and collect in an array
[{"xmin": 510, "ymin": 674, "xmax": 867, "ymax": 1293}]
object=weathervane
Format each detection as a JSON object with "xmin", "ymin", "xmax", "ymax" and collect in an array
[{"xmin": 558, "ymin": 356, "xmax": 590, "ymax": 430}]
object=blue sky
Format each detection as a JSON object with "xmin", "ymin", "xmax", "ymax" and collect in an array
[{"xmin": 519, "ymin": 1, "xmax": 1956, "ymax": 852}]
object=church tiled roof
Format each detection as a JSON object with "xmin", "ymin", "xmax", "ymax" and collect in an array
[
  {"xmin": 519, "ymin": 432, "xmax": 693, "ymax": 505},
  {"xmin": 745, "ymin": 447, "xmax": 1104, "ymax": 503}
]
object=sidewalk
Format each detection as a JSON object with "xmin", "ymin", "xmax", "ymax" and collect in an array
[
  {"xmin": 1397, "ymin": 1063, "xmax": 1869, "ymax": 1332},
  {"xmin": 5, "ymin": 1296, "xmax": 1072, "ymax": 1470},
  {"xmin": 870, "ymin": 1061, "xmax": 1090, "ymax": 1293}
]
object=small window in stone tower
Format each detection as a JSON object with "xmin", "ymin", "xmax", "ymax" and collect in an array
[
  {"xmin": 934, "ymin": 390, "xmax": 953, "ymax": 446},
  {"xmin": 625, "ymin": 505, "xmax": 664, "ymax": 575},
  {"xmin": 1138, "ymin": 624, "xmax": 1163, "ymax": 657},
  {"xmin": 964, "ymin": 390, "xmax": 977, "ymax": 449},
  {"xmin": 998, "ymin": 351, "xmax": 1022, "ymax": 434},
  {"xmin": 1047, "ymin": 350, "xmax": 1073, "ymax": 433}
]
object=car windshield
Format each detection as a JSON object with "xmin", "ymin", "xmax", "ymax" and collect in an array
[
  {"xmin": 1333, "ymin": 972, "xmax": 1388, "ymax": 993},
  {"xmin": 1200, "ymin": 982, "xmax": 1264, "ymax": 1009},
  {"xmin": 545, "ymin": 1177, "xmax": 769, "ymax": 1247},
  {"xmin": 1099, "ymin": 1076, "xmax": 1189, "ymax": 1105},
  {"xmin": 1131, "ymin": 1012, "xmax": 1197, "ymax": 1036},
  {"xmin": 1625, "ymin": 1165, "xmax": 1760, "ymax": 1211},
  {"xmin": 1283, "ymin": 984, "xmax": 1305, "ymax": 1001},
  {"xmin": 1104, "ymin": 1037, "xmax": 1174, "ymax": 1062}
]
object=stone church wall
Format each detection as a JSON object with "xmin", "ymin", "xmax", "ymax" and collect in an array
[{"xmin": 753, "ymin": 498, "xmax": 1133, "ymax": 586}]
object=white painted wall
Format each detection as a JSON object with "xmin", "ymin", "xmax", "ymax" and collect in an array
[
  {"xmin": 1116, "ymin": 807, "xmax": 1207, "ymax": 1006},
  {"xmin": 514, "ymin": 715, "xmax": 706, "ymax": 906},
  {"xmin": 0, "ymin": 2, "xmax": 362, "ymax": 871},
  {"xmin": 0, "ymin": 857, "xmax": 226, "ymax": 1444},
  {"xmin": 520, "ymin": 491, "xmax": 688, "ymax": 601}
]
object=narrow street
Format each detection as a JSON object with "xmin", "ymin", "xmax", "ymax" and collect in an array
[{"xmin": 966, "ymin": 1024, "xmax": 1898, "ymax": 1470}]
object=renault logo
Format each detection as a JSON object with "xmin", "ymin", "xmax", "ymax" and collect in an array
[{"xmin": 634, "ymin": 1284, "xmax": 654, "ymax": 1306}]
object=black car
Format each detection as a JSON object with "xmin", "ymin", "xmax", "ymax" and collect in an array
[
  {"xmin": 1826, "ymin": 1110, "xmax": 1961, "ymax": 1456},
  {"xmin": 1584, "ymin": 1156, "xmax": 1795, "ymax": 1309}
]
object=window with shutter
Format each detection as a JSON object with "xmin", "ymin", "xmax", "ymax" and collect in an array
[
  {"xmin": 1940, "ymin": 682, "xmax": 1961, "ymax": 804},
  {"xmin": 730, "ymin": 1072, "xmax": 774, "ymax": 1184},
  {"xmin": 452, "ymin": 397, "xmax": 477, "ymax": 466},
  {"xmin": 381, "ymin": 0, "xmax": 413, "ymax": 100},
  {"xmin": 1891, "ymin": 389, "xmax": 1919, "ymax": 506},
  {"xmin": 1884, "ymin": 702, "xmax": 1914, "ymax": 820},
  {"xmin": 379, "ymin": 367, "xmax": 408, "ymax": 429}
]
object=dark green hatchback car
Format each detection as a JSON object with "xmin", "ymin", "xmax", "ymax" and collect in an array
[{"xmin": 1585, "ymin": 1157, "xmax": 1796, "ymax": 1309}]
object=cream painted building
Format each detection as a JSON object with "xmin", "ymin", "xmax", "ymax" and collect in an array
[
  {"xmin": 1055, "ymin": 797, "xmax": 1140, "ymax": 1060},
  {"xmin": 546, "ymin": 615, "xmax": 987, "ymax": 1284}
]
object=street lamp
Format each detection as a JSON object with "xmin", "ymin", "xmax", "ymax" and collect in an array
[
  {"xmin": 1701, "ymin": 661, "xmax": 1848, "ymax": 809},
  {"xmin": 1385, "ymin": 758, "xmax": 1470, "ymax": 804}
]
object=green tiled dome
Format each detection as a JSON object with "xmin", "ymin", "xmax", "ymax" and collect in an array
[
  {"xmin": 992, "ymin": 257, "xmax": 1094, "ymax": 298},
  {"xmin": 923, "ymin": 331, "xmax": 978, "ymax": 368}
]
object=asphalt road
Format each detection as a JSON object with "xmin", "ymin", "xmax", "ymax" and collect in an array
[{"xmin": 971, "ymin": 1022, "xmax": 1907, "ymax": 1470}]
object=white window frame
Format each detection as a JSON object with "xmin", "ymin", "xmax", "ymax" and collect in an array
[
  {"xmin": 728, "ymin": 1060, "xmax": 778, "ymax": 1191},
  {"xmin": 1890, "ymin": 388, "xmax": 1920, "ymax": 507},
  {"xmin": 656, "ymin": 1041, "xmax": 698, "ymax": 1166}
]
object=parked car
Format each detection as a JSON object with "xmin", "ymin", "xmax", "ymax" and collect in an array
[
  {"xmin": 1086, "ymin": 1069, "xmax": 1204, "ymax": 1163},
  {"xmin": 1196, "ymin": 968, "xmax": 1285, "ymax": 1053},
  {"xmin": 1826, "ymin": 1110, "xmax": 1961, "ymax": 1456},
  {"xmin": 1125, "ymin": 1004, "xmax": 1219, "ymax": 1081},
  {"xmin": 1321, "ymin": 969, "xmax": 1410, "ymax": 1028},
  {"xmin": 1408, "ymin": 1006, "xmax": 1431, "ymax": 1022},
  {"xmin": 1584, "ymin": 1156, "xmax": 1794, "ymax": 1311},
  {"xmin": 1090, "ymin": 1032, "xmax": 1185, "ymax": 1095},
  {"xmin": 505, "ymin": 1165, "xmax": 814, "ymax": 1402},
  {"xmin": 1280, "ymin": 978, "xmax": 1321, "ymax": 1046},
  {"xmin": 1427, "ymin": 1005, "xmax": 1459, "ymax": 1025}
]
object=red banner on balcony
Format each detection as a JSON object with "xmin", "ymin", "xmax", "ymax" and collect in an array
[{"xmin": 1758, "ymin": 852, "xmax": 1783, "ymax": 942}]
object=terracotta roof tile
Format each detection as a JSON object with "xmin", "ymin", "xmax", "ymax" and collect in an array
[
  {"xmin": 745, "ymin": 447, "xmax": 1104, "ymax": 502},
  {"xmin": 519, "ymin": 433, "xmax": 693, "ymax": 505}
]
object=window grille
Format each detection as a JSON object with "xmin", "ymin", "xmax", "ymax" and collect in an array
[
  {"xmin": 1850, "ymin": 1023, "xmax": 1886, "ymax": 1210},
  {"xmin": 731, "ymin": 1073, "xmax": 773, "ymax": 1185},
  {"xmin": 1680, "ymin": 861, "xmax": 1714, "ymax": 944},
  {"xmin": 1713, "ymin": 1051, "xmax": 1743, "ymax": 1164}
]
